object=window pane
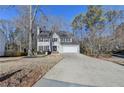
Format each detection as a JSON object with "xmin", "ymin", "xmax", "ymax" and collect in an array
[{"xmin": 53, "ymin": 38, "xmax": 57, "ymax": 42}]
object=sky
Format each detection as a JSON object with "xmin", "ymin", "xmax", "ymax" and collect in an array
[
  {"xmin": 1, "ymin": 5, "xmax": 124, "ymax": 31},
  {"xmin": 1, "ymin": 5, "xmax": 124, "ymax": 22},
  {"xmin": 0, "ymin": 5, "xmax": 87, "ymax": 23},
  {"xmin": 41, "ymin": 5, "xmax": 87, "ymax": 22}
]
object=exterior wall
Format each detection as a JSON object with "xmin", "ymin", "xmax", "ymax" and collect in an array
[
  {"xmin": 37, "ymin": 27, "xmax": 51, "ymax": 52},
  {"xmin": 36, "ymin": 28, "xmax": 80, "ymax": 53},
  {"xmin": 0, "ymin": 31, "xmax": 6, "ymax": 56},
  {"xmin": 52, "ymin": 33, "xmax": 61, "ymax": 52},
  {"xmin": 37, "ymin": 41, "xmax": 50, "ymax": 51}
]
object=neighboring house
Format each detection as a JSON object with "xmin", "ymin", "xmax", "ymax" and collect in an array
[
  {"xmin": 0, "ymin": 31, "xmax": 6, "ymax": 56},
  {"xmin": 37, "ymin": 28, "xmax": 80, "ymax": 53}
]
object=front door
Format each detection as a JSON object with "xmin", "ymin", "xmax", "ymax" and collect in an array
[{"xmin": 53, "ymin": 46, "xmax": 57, "ymax": 51}]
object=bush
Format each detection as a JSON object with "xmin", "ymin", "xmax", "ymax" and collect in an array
[
  {"xmin": 4, "ymin": 51, "xmax": 21, "ymax": 57},
  {"xmin": 4, "ymin": 50, "xmax": 27, "ymax": 57},
  {"xmin": 37, "ymin": 51, "xmax": 51, "ymax": 55},
  {"xmin": 21, "ymin": 52, "xmax": 28, "ymax": 56},
  {"xmin": 37, "ymin": 51, "xmax": 44, "ymax": 55},
  {"xmin": 47, "ymin": 51, "xmax": 51, "ymax": 55}
]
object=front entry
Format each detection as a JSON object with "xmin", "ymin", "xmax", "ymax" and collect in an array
[{"xmin": 53, "ymin": 46, "xmax": 57, "ymax": 51}]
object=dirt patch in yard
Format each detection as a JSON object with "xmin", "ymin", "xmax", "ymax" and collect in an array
[{"xmin": 0, "ymin": 54, "xmax": 63, "ymax": 87}]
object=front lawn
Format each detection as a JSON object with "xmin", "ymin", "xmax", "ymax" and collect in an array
[{"xmin": 0, "ymin": 54, "xmax": 63, "ymax": 87}]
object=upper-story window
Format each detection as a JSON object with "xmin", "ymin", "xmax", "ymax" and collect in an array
[
  {"xmin": 44, "ymin": 38, "xmax": 49, "ymax": 42},
  {"xmin": 39, "ymin": 37, "xmax": 49, "ymax": 42},
  {"xmin": 61, "ymin": 38, "xmax": 65, "ymax": 42},
  {"xmin": 52, "ymin": 38, "xmax": 57, "ymax": 42},
  {"xmin": 66, "ymin": 38, "xmax": 71, "ymax": 42}
]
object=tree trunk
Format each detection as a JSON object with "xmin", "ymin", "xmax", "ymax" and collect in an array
[{"xmin": 28, "ymin": 5, "xmax": 33, "ymax": 56}]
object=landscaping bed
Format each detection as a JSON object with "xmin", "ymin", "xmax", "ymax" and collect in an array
[{"xmin": 0, "ymin": 54, "xmax": 63, "ymax": 87}]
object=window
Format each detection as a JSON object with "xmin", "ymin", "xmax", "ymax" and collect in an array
[
  {"xmin": 39, "ymin": 38, "xmax": 49, "ymax": 42},
  {"xmin": 52, "ymin": 38, "xmax": 57, "ymax": 42},
  {"xmin": 44, "ymin": 46, "xmax": 49, "ymax": 51},
  {"xmin": 66, "ymin": 38, "xmax": 71, "ymax": 42},
  {"xmin": 44, "ymin": 38, "xmax": 49, "ymax": 42},
  {"xmin": 39, "ymin": 46, "xmax": 49, "ymax": 51},
  {"xmin": 61, "ymin": 38, "xmax": 65, "ymax": 42},
  {"xmin": 39, "ymin": 46, "xmax": 43, "ymax": 51}
]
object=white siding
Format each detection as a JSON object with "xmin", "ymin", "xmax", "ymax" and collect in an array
[
  {"xmin": 36, "ymin": 30, "xmax": 80, "ymax": 53},
  {"xmin": 52, "ymin": 33, "xmax": 61, "ymax": 52},
  {"xmin": 0, "ymin": 31, "xmax": 6, "ymax": 56},
  {"xmin": 37, "ymin": 41, "xmax": 50, "ymax": 51}
]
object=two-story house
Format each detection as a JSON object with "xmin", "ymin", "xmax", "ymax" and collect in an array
[
  {"xmin": 0, "ymin": 31, "xmax": 6, "ymax": 56},
  {"xmin": 37, "ymin": 27, "xmax": 80, "ymax": 53}
]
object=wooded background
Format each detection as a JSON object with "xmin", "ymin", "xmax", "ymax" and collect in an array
[{"xmin": 0, "ymin": 6, "xmax": 124, "ymax": 57}]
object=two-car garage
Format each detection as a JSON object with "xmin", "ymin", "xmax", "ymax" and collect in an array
[{"xmin": 61, "ymin": 45, "xmax": 80, "ymax": 53}]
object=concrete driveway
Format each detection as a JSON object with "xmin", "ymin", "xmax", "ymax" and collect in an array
[{"xmin": 34, "ymin": 54, "xmax": 124, "ymax": 87}]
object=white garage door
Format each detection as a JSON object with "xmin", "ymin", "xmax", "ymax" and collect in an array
[{"xmin": 62, "ymin": 45, "xmax": 79, "ymax": 53}]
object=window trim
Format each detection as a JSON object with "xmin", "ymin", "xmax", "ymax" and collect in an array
[
  {"xmin": 39, "ymin": 37, "xmax": 49, "ymax": 42},
  {"xmin": 52, "ymin": 38, "xmax": 58, "ymax": 42}
]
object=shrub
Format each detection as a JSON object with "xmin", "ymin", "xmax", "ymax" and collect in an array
[
  {"xmin": 37, "ymin": 51, "xmax": 44, "ymax": 55},
  {"xmin": 21, "ymin": 52, "xmax": 28, "ymax": 56},
  {"xmin": 5, "ymin": 51, "xmax": 20, "ymax": 57},
  {"xmin": 4, "ymin": 50, "xmax": 27, "ymax": 57}
]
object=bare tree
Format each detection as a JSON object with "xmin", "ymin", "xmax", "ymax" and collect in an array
[{"xmin": 0, "ymin": 19, "xmax": 15, "ymax": 50}]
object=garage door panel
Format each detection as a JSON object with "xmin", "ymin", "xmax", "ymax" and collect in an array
[{"xmin": 62, "ymin": 45, "xmax": 79, "ymax": 53}]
